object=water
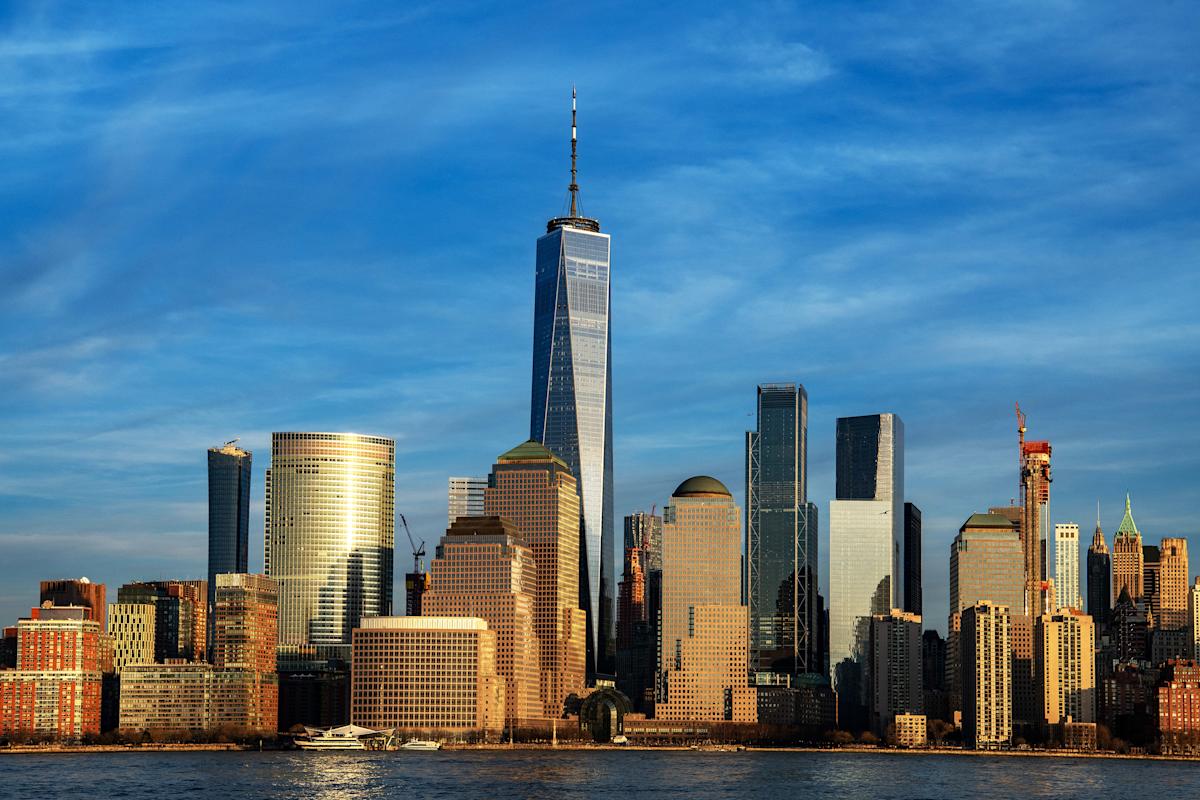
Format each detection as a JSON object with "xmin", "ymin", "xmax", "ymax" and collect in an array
[{"xmin": 3, "ymin": 749, "xmax": 1198, "ymax": 799}]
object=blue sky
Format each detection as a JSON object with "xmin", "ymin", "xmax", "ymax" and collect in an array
[{"xmin": 1, "ymin": 2, "xmax": 1197, "ymax": 633}]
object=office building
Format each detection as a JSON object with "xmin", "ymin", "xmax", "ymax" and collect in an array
[
  {"xmin": 350, "ymin": 616, "xmax": 504, "ymax": 734},
  {"xmin": 1112, "ymin": 495, "xmax": 1144, "ymax": 603},
  {"xmin": 529, "ymin": 92, "xmax": 614, "ymax": 678},
  {"xmin": 829, "ymin": 413, "xmax": 904, "ymax": 728},
  {"xmin": 422, "ymin": 515, "xmax": 542, "ymax": 725},
  {"xmin": 107, "ymin": 603, "xmax": 156, "ymax": 673},
  {"xmin": 656, "ymin": 476, "xmax": 752, "ymax": 722},
  {"xmin": 961, "ymin": 601, "xmax": 1012, "ymax": 749},
  {"xmin": 1143, "ymin": 544, "xmax": 1161, "ymax": 626},
  {"xmin": 868, "ymin": 609, "xmax": 923, "ymax": 735},
  {"xmin": 40, "ymin": 578, "xmax": 106, "ymax": 631},
  {"xmin": 746, "ymin": 383, "xmax": 818, "ymax": 676},
  {"xmin": 1087, "ymin": 515, "xmax": 1112, "ymax": 629},
  {"xmin": 484, "ymin": 441, "xmax": 586, "ymax": 716},
  {"xmin": 950, "ymin": 514, "xmax": 1025, "ymax": 617},
  {"xmin": 266, "ymin": 432, "xmax": 395, "ymax": 658},
  {"xmin": 1159, "ymin": 538, "xmax": 1189, "ymax": 630},
  {"xmin": 904, "ymin": 503, "xmax": 922, "ymax": 617},
  {"xmin": 118, "ymin": 663, "xmax": 276, "ymax": 733},
  {"xmin": 447, "ymin": 476, "xmax": 487, "ymax": 525},
  {"xmin": 207, "ymin": 441, "xmax": 252, "ymax": 650},
  {"xmin": 115, "ymin": 581, "xmax": 206, "ymax": 663},
  {"xmin": 1037, "ymin": 609, "xmax": 1096, "ymax": 725},
  {"xmin": 1054, "ymin": 523, "xmax": 1081, "ymax": 610}
]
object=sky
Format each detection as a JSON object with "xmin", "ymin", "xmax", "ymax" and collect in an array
[{"xmin": 1, "ymin": 1, "xmax": 1198, "ymax": 634}]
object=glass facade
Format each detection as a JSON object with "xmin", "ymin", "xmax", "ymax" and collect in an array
[
  {"xmin": 265, "ymin": 432, "xmax": 395, "ymax": 659},
  {"xmin": 746, "ymin": 383, "xmax": 819, "ymax": 675},
  {"xmin": 530, "ymin": 221, "xmax": 614, "ymax": 678},
  {"xmin": 904, "ymin": 503, "xmax": 922, "ymax": 616},
  {"xmin": 207, "ymin": 443, "xmax": 252, "ymax": 645}
]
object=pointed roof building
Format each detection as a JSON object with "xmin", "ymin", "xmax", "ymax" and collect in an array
[
  {"xmin": 1090, "ymin": 503, "xmax": 1108, "ymax": 555},
  {"xmin": 1115, "ymin": 494, "xmax": 1140, "ymax": 540}
]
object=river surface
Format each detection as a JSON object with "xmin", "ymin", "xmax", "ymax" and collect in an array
[{"xmin": 3, "ymin": 749, "xmax": 1198, "ymax": 799}]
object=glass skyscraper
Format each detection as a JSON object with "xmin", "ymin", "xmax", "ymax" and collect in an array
[
  {"xmin": 530, "ymin": 93, "xmax": 614, "ymax": 678},
  {"xmin": 265, "ymin": 432, "xmax": 395, "ymax": 660},
  {"xmin": 746, "ymin": 383, "xmax": 819, "ymax": 675},
  {"xmin": 207, "ymin": 442, "xmax": 252, "ymax": 648},
  {"xmin": 829, "ymin": 413, "xmax": 904, "ymax": 730}
]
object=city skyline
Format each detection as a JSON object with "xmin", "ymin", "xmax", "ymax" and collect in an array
[{"xmin": 2, "ymin": 2, "xmax": 1198, "ymax": 638}]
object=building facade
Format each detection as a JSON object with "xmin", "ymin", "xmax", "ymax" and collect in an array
[
  {"xmin": 350, "ymin": 616, "xmax": 504, "ymax": 734},
  {"xmin": 529, "ymin": 101, "xmax": 614, "ymax": 679},
  {"xmin": 39, "ymin": 579, "xmax": 106, "ymax": 631},
  {"xmin": 207, "ymin": 442, "xmax": 252, "ymax": 648},
  {"xmin": 1112, "ymin": 495, "xmax": 1144, "ymax": 603},
  {"xmin": 265, "ymin": 432, "xmax": 395, "ymax": 658},
  {"xmin": 904, "ymin": 503, "xmax": 922, "ymax": 617},
  {"xmin": 1159, "ymin": 538, "xmax": 1190, "ymax": 630},
  {"xmin": 829, "ymin": 413, "xmax": 904, "ymax": 728},
  {"xmin": 1019, "ymin": 436, "xmax": 1052, "ymax": 618},
  {"xmin": 1087, "ymin": 518, "xmax": 1112, "ymax": 630},
  {"xmin": 745, "ymin": 383, "xmax": 816, "ymax": 677},
  {"xmin": 961, "ymin": 601, "xmax": 1012, "ymax": 749},
  {"xmin": 118, "ymin": 663, "xmax": 275, "ymax": 733},
  {"xmin": 656, "ymin": 477, "xmax": 751, "ymax": 722},
  {"xmin": 484, "ymin": 441, "xmax": 586, "ymax": 716},
  {"xmin": 421, "ymin": 515, "xmax": 542, "ymax": 725},
  {"xmin": 447, "ymin": 476, "xmax": 487, "ymax": 526},
  {"xmin": 868, "ymin": 609, "xmax": 923, "ymax": 736},
  {"xmin": 1054, "ymin": 523, "xmax": 1081, "ymax": 611},
  {"xmin": 106, "ymin": 603, "xmax": 156, "ymax": 674},
  {"xmin": 1037, "ymin": 609, "xmax": 1096, "ymax": 725},
  {"xmin": 115, "ymin": 581, "xmax": 206, "ymax": 663}
]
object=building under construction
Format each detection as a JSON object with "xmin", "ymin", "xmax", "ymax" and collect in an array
[{"xmin": 1016, "ymin": 404, "xmax": 1053, "ymax": 618}]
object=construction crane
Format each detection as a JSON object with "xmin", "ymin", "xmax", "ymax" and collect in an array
[
  {"xmin": 1015, "ymin": 401, "xmax": 1027, "ymax": 494},
  {"xmin": 399, "ymin": 514, "xmax": 426, "ymax": 574}
]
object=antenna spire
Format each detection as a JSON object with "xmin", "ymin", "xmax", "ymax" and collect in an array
[{"xmin": 569, "ymin": 85, "xmax": 579, "ymax": 217}]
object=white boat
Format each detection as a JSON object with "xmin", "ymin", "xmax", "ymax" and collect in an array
[
  {"xmin": 295, "ymin": 725, "xmax": 396, "ymax": 751},
  {"xmin": 400, "ymin": 739, "xmax": 442, "ymax": 751}
]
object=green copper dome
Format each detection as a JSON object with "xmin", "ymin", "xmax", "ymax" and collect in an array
[
  {"xmin": 673, "ymin": 475, "xmax": 732, "ymax": 498},
  {"xmin": 496, "ymin": 440, "xmax": 569, "ymax": 469},
  {"xmin": 1115, "ymin": 493, "xmax": 1140, "ymax": 540}
]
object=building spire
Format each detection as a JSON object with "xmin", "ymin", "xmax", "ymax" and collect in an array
[{"xmin": 569, "ymin": 85, "xmax": 579, "ymax": 217}]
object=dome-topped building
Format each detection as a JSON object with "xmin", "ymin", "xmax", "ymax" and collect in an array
[{"xmin": 672, "ymin": 476, "xmax": 731, "ymax": 498}]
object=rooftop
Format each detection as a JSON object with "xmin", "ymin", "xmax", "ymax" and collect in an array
[
  {"xmin": 961, "ymin": 512, "xmax": 1019, "ymax": 531},
  {"xmin": 672, "ymin": 475, "xmax": 732, "ymax": 498},
  {"xmin": 496, "ymin": 439, "xmax": 569, "ymax": 469}
]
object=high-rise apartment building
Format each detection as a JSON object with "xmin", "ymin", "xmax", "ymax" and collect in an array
[
  {"xmin": 1087, "ymin": 515, "xmax": 1112, "ymax": 629},
  {"xmin": 447, "ymin": 476, "xmax": 487, "ymax": 526},
  {"xmin": 1158, "ymin": 661, "xmax": 1200, "ymax": 743},
  {"xmin": 868, "ymin": 609, "xmax": 923, "ymax": 736},
  {"xmin": 961, "ymin": 601, "xmax": 1012, "ymax": 749},
  {"xmin": 746, "ymin": 383, "xmax": 818, "ymax": 676},
  {"xmin": 207, "ymin": 441, "xmax": 252, "ymax": 649},
  {"xmin": 1143, "ymin": 544, "xmax": 1161, "ymax": 624},
  {"xmin": 350, "ymin": 616, "xmax": 505, "ymax": 734},
  {"xmin": 830, "ymin": 413, "xmax": 904, "ymax": 728},
  {"xmin": 1054, "ymin": 523, "xmax": 1081, "ymax": 611},
  {"xmin": 484, "ymin": 441, "xmax": 586, "ymax": 716},
  {"xmin": 422, "ymin": 515, "xmax": 542, "ymax": 725},
  {"xmin": 1017, "ymin": 415, "xmax": 1052, "ymax": 619},
  {"xmin": 212, "ymin": 574, "xmax": 277, "ymax": 674},
  {"xmin": 656, "ymin": 477, "xmax": 751, "ymax": 721},
  {"xmin": 116, "ymin": 581, "xmax": 206, "ymax": 663},
  {"xmin": 1112, "ymin": 495, "xmax": 1144, "ymax": 602},
  {"xmin": 1037, "ymin": 609, "xmax": 1096, "ymax": 725},
  {"xmin": 265, "ymin": 432, "xmax": 395, "ymax": 658},
  {"xmin": 118, "ymin": 663, "xmax": 276, "ymax": 733},
  {"xmin": 904, "ymin": 503, "xmax": 922, "ymax": 617},
  {"xmin": 1160, "ymin": 538, "xmax": 1190, "ymax": 630},
  {"xmin": 529, "ymin": 92, "xmax": 614, "ymax": 679},
  {"xmin": 107, "ymin": 603, "xmax": 156, "ymax": 673},
  {"xmin": 1189, "ymin": 579, "xmax": 1200, "ymax": 661},
  {"xmin": 40, "ymin": 578, "xmax": 107, "ymax": 631}
]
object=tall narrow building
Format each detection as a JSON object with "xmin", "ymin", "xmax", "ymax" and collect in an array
[
  {"xmin": 656, "ymin": 477, "xmax": 749, "ymax": 721},
  {"xmin": 1143, "ymin": 544, "xmax": 1161, "ymax": 624},
  {"xmin": 904, "ymin": 503, "xmax": 922, "ymax": 617},
  {"xmin": 265, "ymin": 432, "xmax": 395, "ymax": 660},
  {"xmin": 421, "ymin": 515, "xmax": 542, "ymax": 726},
  {"xmin": 746, "ymin": 383, "xmax": 817, "ymax": 676},
  {"xmin": 1036, "ymin": 608, "xmax": 1096, "ymax": 726},
  {"xmin": 1054, "ymin": 523, "xmax": 1081, "ymax": 610},
  {"xmin": 829, "ymin": 413, "xmax": 904, "ymax": 729},
  {"xmin": 1086, "ymin": 511, "xmax": 1112, "ymax": 629},
  {"xmin": 447, "ymin": 476, "xmax": 487, "ymax": 526},
  {"xmin": 867, "ymin": 609, "xmax": 923, "ymax": 736},
  {"xmin": 207, "ymin": 441, "xmax": 252, "ymax": 650},
  {"xmin": 616, "ymin": 510, "xmax": 662, "ymax": 710},
  {"xmin": 1159, "ymin": 538, "xmax": 1189, "ymax": 630},
  {"xmin": 484, "ymin": 441, "xmax": 586, "ymax": 717},
  {"xmin": 961, "ymin": 601, "xmax": 1012, "ymax": 749},
  {"xmin": 1111, "ymin": 495, "xmax": 1143, "ymax": 603},
  {"xmin": 1016, "ymin": 408, "xmax": 1051, "ymax": 618},
  {"xmin": 529, "ymin": 90, "xmax": 614, "ymax": 679}
]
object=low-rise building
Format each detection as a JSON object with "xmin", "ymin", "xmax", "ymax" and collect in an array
[
  {"xmin": 1158, "ymin": 660, "xmax": 1200, "ymax": 742},
  {"xmin": 894, "ymin": 712, "xmax": 927, "ymax": 747},
  {"xmin": 118, "ymin": 662, "xmax": 275, "ymax": 733}
]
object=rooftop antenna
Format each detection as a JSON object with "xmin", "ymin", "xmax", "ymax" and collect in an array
[{"xmin": 569, "ymin": 85, "xmax": 579, "ymax": 217}]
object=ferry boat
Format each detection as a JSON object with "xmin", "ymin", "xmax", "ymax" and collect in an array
[
  {"xmin": 400, "ymin": 739, "xmax": 442, "ymax": 751},
  {"xmin": 295, "ymin": 725, "xmax": 397, "ymax": 751}
]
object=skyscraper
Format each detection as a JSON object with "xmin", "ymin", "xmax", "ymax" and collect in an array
[
  {"xmin": 1036, "ymin": 609, "xmax": 1096, "ymax": 725},
  {"xmin": 624, "ymin": 511, "xmax": 663, "ymax": 572},
  {"xmin": 1111, "ymin": 495, "xmax": 1143, "ymax": 602},
  {"xmin": 829, "ymin": 413, "xmax": 904, "ymax": 728},
  {"xmin": 1054, "ymin": 523, "xmax": 1081, "ymax": 611},
  {"xmin": 266, "ymin": 432, "xmax": 395, "ymax": 658},
  {"xmin": 207, "ymin": 441, "xmax": 252, "ymax": 650},
  {"xmin": 949, "ymin": 514, "xmax": 1025, "ymax": 617},
  {"xmin": 1143, "ymin": 544, "xmax": 1161, "ymax": 623},
  {"xmin": 212, "ymin": 573, "xmax": 278, "ymax": 732},
  {"xmin": 746, "ymin": 383, "xmax": 817, "ymax": 675},
  {"xmin": 617, "ymin": 511, "xmax": 662, "ymax": 711},
  {"xmin": 1087, "ymin": 511, "xmax": 1112, "ymax": 629},
  {"xmin": 656, "ymin": 476, "xmax": 750, "ymax": 721},
  {"xmin": 1016, "ymin": 408, "xmax": 1052, "ymax": 618},
  {"xmin": 904, "ymin": 503, "xmax": 922, "ymax": 616},
  {"xmin": 422, "ymin": 515, "xmax": 542, "ymax": 725},
  {"xmin": 447, "ymin": 476, "xmax": 487, "ymax": 526},
  {"xmin": 961, "ymin": 601, "xmax": 1012, "ymax": 749},
  {"xmin": 116, "ymin": 581, "xmax": 206, "ymax": 663},
  {"xmin": 484, "ymin": 441, "xmax": 586, "ymax": 717},
  {"xmin": 868, "ymin": 609, "xmax": 923, "ymax": 736},
  {"xmin": 1159, "ymin": 538, "xmax": 1189, "ymax": 629},
  {"xmin": 529, "ymin": 90, "xmax": 614, "ymax": 679}
]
